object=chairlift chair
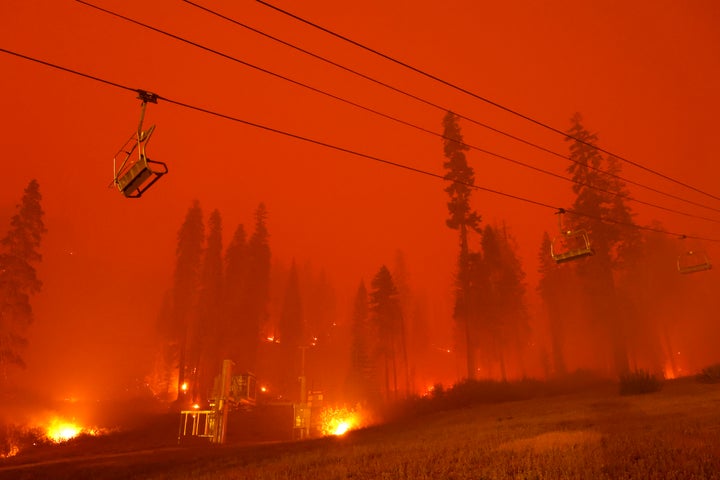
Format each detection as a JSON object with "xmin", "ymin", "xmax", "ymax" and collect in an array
[
  {"xmin": 677, "ymin": 245, "xmax": 712, "ymax": 274},
  {"xmin": 112, "ymin": 90, "xmax": 168, "ymax": 198},
  {"xmin": 550, "ymin": 209, "xmax": 594, "ymax": 264}
]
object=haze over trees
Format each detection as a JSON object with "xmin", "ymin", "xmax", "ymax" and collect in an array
[
  {"xmin": 149, "ymin": 202, "xmax": 273, "ymax": 402},
  {"xmin": 0, "ymin": 180, "xmax": 45, "ymax": 385},
  {"xmin": 139, "ymin": 111, "xmax": 719, "ymax": 411},
  {"xmin": 534, "ymin": 114, "xmax": 714, "ymax": 379}
]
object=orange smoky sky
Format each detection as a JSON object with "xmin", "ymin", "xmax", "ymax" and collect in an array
[{"xmin": 1, "ymin": 0, "xmax": 719, "ymax": 398}]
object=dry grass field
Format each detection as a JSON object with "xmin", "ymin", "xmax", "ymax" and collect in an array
[{"xmin": 1, "ymin": 376, "xmax": 718, "ymax": 479}]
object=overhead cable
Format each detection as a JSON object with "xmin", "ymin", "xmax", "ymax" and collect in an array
[
  {"xmin": 256, "ymin": 0, "xmax": 720, "ymax": 204},
  {"xmin": 183, "ymin": 0, "xmax": 720, "ymax": 219},
  {"xmin": 72, "ymin": 0, "xmax": 720, "ymax": 223},
  {"xmin": 1, "ymin": 46, "xmax": 715, "ymax": 244}
]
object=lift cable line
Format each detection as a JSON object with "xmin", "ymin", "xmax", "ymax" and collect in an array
[
  {"xmin": 180, "ymin": 0, "xmax": 720, "ymax": 220},
  {"xmin": 69, "ymin": 1, "xmax": 720, "ymax": 224},
  {"xmin": 256, "ymin": 0, "xmax": 720, "ymax": 205},
  {"xmin": 1, "ymin": 46, "xmax": 718, "ymax": 244}
]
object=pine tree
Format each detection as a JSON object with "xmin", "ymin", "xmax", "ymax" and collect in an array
[
  {"xmin": 478, "ymin": 223, "xmax": 530, "ymax": 380},
  {"xmin": 0, "ymin": 179, "xmax": 45, "ymax": 381},
  {"xmin": 565, "ymin": 114, "xmax": 637, "ymax": 375},
  {"xmin": 369, "ymin": 265, "xmax": 404, "ymax": 401},
  {"xmin": 169, "ymin": 200, "xmax": 204, "ymax": 400},
  {"xmin": 223, "ymin": 223, "xmax": 249, "ymax": 366},
  {"xmin": 190, "ymin": 209, "xmax": 223, "ymax": 401},
  {"xmin": 244, "ymin": 203, "xmax": 271, "ymax": 373},
  {"xmin": 346, "ymin": 281, "xmax": 377, "ymax": 403},
  {"xmin": 442, "ymin": 111, "xmax": 481, "ymax": 380}
]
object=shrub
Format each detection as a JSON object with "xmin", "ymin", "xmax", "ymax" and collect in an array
[
  {"xmin": 696, "ymin": 363, "xmax": 720, "ymax": 384},
  {"xmin": 619, "ymin": 369, "xmax": 663, "ymax": 395}
]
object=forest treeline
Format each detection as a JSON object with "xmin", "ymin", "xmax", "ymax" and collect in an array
[
  {"xmin": 1, "ymin": 113, "xmax": 716, "ymax": 408},
  {"xmin": 145, "ymin": 111, "xmax": 720, "ymax": 407},
  {"xmin": 444, "ymin": 111, "xmax": 718, "ymax": 384}
]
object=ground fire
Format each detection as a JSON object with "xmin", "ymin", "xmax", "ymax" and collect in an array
[
  {"xmin": 319, "ymin": 407, "xmax": 362, "ymax": 437},
  {"xmin": 44, "ymin": 417, "xmax": 100, "ymax": 443}
]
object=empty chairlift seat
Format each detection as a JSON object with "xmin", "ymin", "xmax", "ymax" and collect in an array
[
  {"xmin": 550, "ymin": 209, "xmax": 594, "ymax": 264},
  {"xmin": 551, "ymin": 230, "xmax": 594, "ymax": 263},
  {"xmin": 677, "ymin": 250, "xmax": 712, "ymax": 274},
  {"xmin": 116, "ymin": 154, "xmax": 168, "ymax": 198}
]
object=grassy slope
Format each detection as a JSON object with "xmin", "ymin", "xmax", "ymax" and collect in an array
[{"xmin": 2, "ymin": 377, "xmax": 719, "ymax": 479}]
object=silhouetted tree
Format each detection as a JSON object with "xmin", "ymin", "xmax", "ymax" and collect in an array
[
  {"xmin": 190, "ymin": 209, "xmax": 224, "ymax": 401},
  {"xmin": 346, "ymin": 281, "xmax": 378, "ymax": 403},
  {"xmin": 618, "ymin": 225, "xmax": 680, "ymax": 376},
  {"xmin": 565, "ymin": 113, "xmax": 638, "ymax": 375},
  {"xmin": 224, "ymin": 223, "xmax": 249, "ymax": 366},
  {"xmin": 369, "ymin": 265, "xmax": 405, "ymax": 401},
  {"xmin": 168, "ymin": 200, "xmax": 204, "ymax": 401},
  {"xmin": 477, "ymin": 223, "xmax": 530, "ymax": 380},
  {"xmin": 442, "ymin": 111, "xmax": 482, "ymax": 379},
  {"xmin": 0, "ymin": 180, "xmax": 45, "ymax": 382},
  {"xmin": 244, "ymin": 203, "xmax": 271, "ymax": 373}
]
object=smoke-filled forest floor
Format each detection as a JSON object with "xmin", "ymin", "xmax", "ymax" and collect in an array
[{"xmin": 1, "ymin": 376, "xmax": 719, "ymax": 480}]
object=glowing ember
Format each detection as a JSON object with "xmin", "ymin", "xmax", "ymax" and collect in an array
[
  {"xmin": 44, "ymin": 417, "xmax": 99, "ymax": 443},
  {"xmin": 320, "ymin": 407, "xmax": 360, "ymax": 437}
]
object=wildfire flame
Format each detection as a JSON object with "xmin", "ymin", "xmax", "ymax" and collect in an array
[
  {"xmin": 319, "ymin": 407, "xmax": 360, "ymax": 437},
  {"xmin": 44, "ymin": 417, "xmax": 100, "ymax": 443}
]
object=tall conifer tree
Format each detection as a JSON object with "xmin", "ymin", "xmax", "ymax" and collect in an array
[
  {"xmin": 442, "ymin": 111, "xmax": 481, "ymax": 379},
  {"xmin": 0, "ymin": 180, "xmax": 45, "ymax": 380},
  {"xmin": 224, "ymin": 223, "xmax": 249, "ymax": 366},
  {"xmin": 191, "ymin": 209, "xmax": 223, "ymax": 400},
  {"xmin": 347, "ymin": 281, "xmax": 377, "ymax": 403},
  {"xmin": 565, "ymin": 114, "xmax": 637, "ymax": 375},
  {"xmin": 245, "ymin": 203, "xmax": 271, "ymax": 373},
  {"xmin": 169, "ymin": 200, "xmax": 204, "ymax": 400},
  {"xmin": 369, "ymin": 266, "xmax": 404, "ymax": 401}
]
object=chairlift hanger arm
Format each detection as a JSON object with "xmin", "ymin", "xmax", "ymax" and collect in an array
[
  {"xmin": 112, "ymin": 89, "xmax": 167, "ymax": 198},
  {"xmin": 135, "ymin": 90, "xmax": 158, "ymax": 140}
]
